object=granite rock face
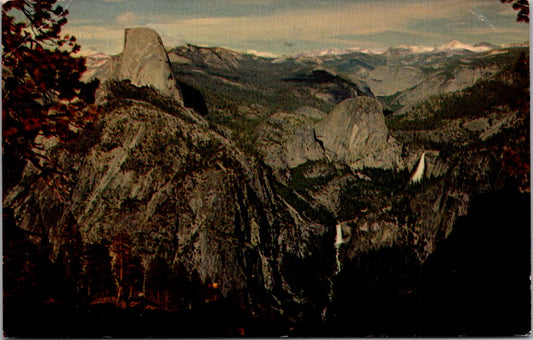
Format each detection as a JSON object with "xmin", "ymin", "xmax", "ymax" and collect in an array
[
  {"xmin": 362, "ymin": 65, "xmax": 424, "ymax": 97},
  {"xmin": 463, "ymin": 117, "xmax": 490, "ymax": 132},
  {"xmin": 394, "ymin": 65, "xmax": 500, "ymax": 115},
  {"xmin": 315, "ymin": 97, "xmax": 404, "ymax": 170},
  {"xmin": 295, "ymin": 106, "xmax": 328, "ymax": 121},
  {"xmin": 256, "ymin": 113, "xmax": 326, "ymax": 173},
  {"xmin": 95, "ymin": 28, "xmax": 183, "ymax": 104},
  {"xmin": 5, "ymin": 97, "xmax": 334, "ymax": 319}
]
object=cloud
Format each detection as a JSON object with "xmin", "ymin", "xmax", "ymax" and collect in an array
[
  {"xmin": 143, "ymin": 1, "xmax": 477, "ymax": 50},
  {"xmin": 331, "ymin": 30, "xmax": 446, "ymax": 49},
  {"xmin": 65, "ymin": 0, "xmax": 530, "ymax": 55},
  {"xmin": 115, "ymin": 11, "xmax": 138, "ymax": 27},
  {"xmin": 463, "ymin": 26, "xmax": 528, "ymax": 35},
  {"xmin": 64, "ymin": 25, "xmax": 125, "ymax": 54}
]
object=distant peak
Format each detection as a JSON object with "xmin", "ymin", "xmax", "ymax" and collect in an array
[
  {"xmin": 437, "ymin": 40, "xmax": 473, "ymax": 50},
  {"xmin": 447, "ymin": 40, "xmax": 463, "ymax": 46},
  {"xmin": 385, "ymin": 45, "xmax": 434, "ymax": 55},
  {"xmin": 294, "ymin": 47, "xmax": 379, "ymax": 58},
  {"xmin": 431, "ymin": 40, "xmax": 499, "ymax": 54},
  {"xmin": 246, "ymin": 49, "xmax": 278, "ymax": 58}
]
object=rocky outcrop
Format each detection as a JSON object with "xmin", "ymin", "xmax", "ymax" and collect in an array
[
  {"xmin": 81, "ymin": 52, "xmax": 111, "ymax": 81},
  {"xmin": 361, "ymin": 66, "xmax": 424, "ymax": 97},
  {"xmin": 256, "ymin": 113, "xmax": 325, "ymax": 174},
  {"xmin": 463, "ymin": 117, "xmax": 490, "ymax": 132},
  {"xmin": 295, "ymin": 106, "xmax": 327, "ymax": 121},
  {"xmin": 394, "ymin": 65, "xmax": 500, "ymax": 115},
  {"xmin": 286, "ymin": 69, "xmax": 366, "ymax": 106},
  {"xmin": 94, "ymin": 28, "xmax": 183, "ymax": 104},
  {"xmin": 169, "ymin": 44, "xmax": 253, "ymax": 70},
  {"xmin": 391, "ymin": 109, "xmax": 522, "ymax": 148},
  {"xmin": 315, "ymin": 97, "xmax": 404, "ymax": 169}
]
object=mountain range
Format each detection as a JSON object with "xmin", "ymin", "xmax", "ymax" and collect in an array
[
  {"xmin": 83, "ymin": 40, "xmax": 528, "ymax": 112},
  {"xmin": 83, "ymin": 40, "xmax": 527, "ymax": 62}
]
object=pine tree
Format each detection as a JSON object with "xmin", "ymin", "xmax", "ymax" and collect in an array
[
  {"xmin": 146, "ymin": 256, "xmax": 170, "ymax": 307},
  {"xmin": 501, "ymin": 0, "xmax": 529, "ymax": 23},
  {"xmin": 2, "ymin": 0, "xmax": 98, "ymax": 190},
  {"xmin": 109, "ymin": 232, "xmax": 142, "ymax": 305},
  {"xmin": 83, "ymin": 243, "xmax": 115, "ymax": 299}
]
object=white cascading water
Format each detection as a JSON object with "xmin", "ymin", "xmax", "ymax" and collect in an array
[
  {"xmin": 323, "ymin": 223, "xmax": 345, "ymax": 321},
  {"xmin": 334, "ymin": 224, "xmax": 344, "ymax": 274},
  {"xmin": 410, "ymin": 151, "xmax": 426, "ymax": 184}
]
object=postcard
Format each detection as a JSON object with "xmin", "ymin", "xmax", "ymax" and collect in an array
[{"xmin": 2, "ymin": 0, "xmax": 530, "ymax": 337}]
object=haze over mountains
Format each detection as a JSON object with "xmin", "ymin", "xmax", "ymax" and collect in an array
[
  {"xmin": 5, "ymin": 27, "xmax": 530, "ymax": 337},
  {"xmin": 292, "ymin": 40, "xmax": 512, "ymax": 58},
  {"xmin": 84, "ymin": 39, "xmax": 527, "ymax": 60},
  {"xmin": 84, "ymin": 39, "xmax": 529, "ymax": 112}
]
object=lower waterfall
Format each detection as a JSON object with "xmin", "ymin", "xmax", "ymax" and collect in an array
[
  {"xmin": 334, "ymin": 224, "xmax": 343, "ymax": 274},
  {"xmin": 322, "ymin": 223, "xmax": 345, "ymax": 320}
]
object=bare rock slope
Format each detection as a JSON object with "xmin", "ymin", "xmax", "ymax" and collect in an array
[
  {"xmin": 256, "ymin": 112, "xmax": 325, "ymax": 173},
  {"xmin": 5, "ymin": 95, "xmax": 334, "ymax": 320},
  {"xmin": 95, "ymin": 28, "xmax": 183, "ymax": 104},
  {"xmin": 315, "ymin": 97, "xmax": 404, "ymax": 169}
]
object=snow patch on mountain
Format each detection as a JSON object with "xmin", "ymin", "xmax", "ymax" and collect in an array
[
  {"xmin": 433, "ymin": 40, "xmax": 494, "ymax": 53},
  {"xmin": 391, "ymin": 45, "xmax": 435, "ymax": 54},
  {"xmin": 295, "ymin": 47, "xmax": 380, "ymax": 58},
  {"xmin": 295, "ymin": 40, "xmax": 501, "ymax": 58},
  {"xmin": 246, "ymin": 49, "xmax": 279, "ymax": 58}
]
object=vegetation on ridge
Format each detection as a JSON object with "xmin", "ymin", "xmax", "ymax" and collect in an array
[{"xmin": 386, "ymin": 52, "xmax": 529, "ymax": 131}]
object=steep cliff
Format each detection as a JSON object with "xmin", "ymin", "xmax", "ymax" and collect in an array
[
  {"xmin": 315, "ymin": 97, "xmax": 404, "ymax": 169},
  {"xmin": 256, "ymin": 112, "xmax": 325, "ymax": 175},
  {"xmin": 94, "ymin": 28, "xmax": 183, "ymax": 104},
  {"xmin": 4, "ymin": 29, "xmax": 340, "ymax": 330},
  {"xmin": 4, "ymin": 87, "xmax": 335, "ymax": 325}
]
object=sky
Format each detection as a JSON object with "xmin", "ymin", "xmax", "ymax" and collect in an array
[{"xmin": 58, "ymin": 0, "xmax": 530, "ymax": 56}]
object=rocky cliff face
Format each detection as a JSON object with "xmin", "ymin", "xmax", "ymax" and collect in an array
[
  {"xmin": 359, "ymin": 65, "xmax": 424, "ymax": 97},
  {"xmin": 4, "ymin": 30, "xmax": 339, "ymax": 326},
  {"xmin": 5, "ymin": 92, "xmax": 334, "ymax": 322},
  {"xmin": 256, "ymin": 112, "xmax": 325, "ymax": 175},
  {"xmin": 393, "ymin": 64, "xmax": 500, "ymax": 115},
  {"xmin": 315, "ymin": 97, "xmax": 404, "ymax": 169},
  {"xmin": 94, "ymin": 28, "xmax": 183, "ymax": 104}
]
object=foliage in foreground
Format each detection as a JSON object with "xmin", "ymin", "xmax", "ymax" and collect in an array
[{"xmin": 2, "ymin": 0, "xmax": 98, "ymax": 189}]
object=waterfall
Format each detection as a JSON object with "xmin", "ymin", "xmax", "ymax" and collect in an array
[
  {"xmin": 323, "ymin": 223, "xmax": 345, "ymax": 320},
  {"xmin": 334, "ymin": 224, "xmax": 343, "ymax": 274},
  {"xmin": 335, "ymin": 224, "xmax": 343, "ymax": 246},
  {"xmin": 410, "ymin": 151, "xmax": 426, "ymax": 184}
]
